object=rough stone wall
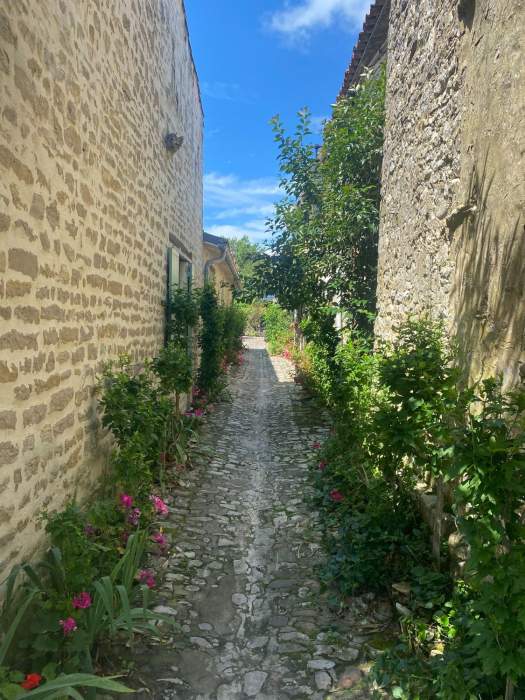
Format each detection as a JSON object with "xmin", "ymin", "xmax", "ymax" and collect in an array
[
  {"xmin": 376, "ymin": 0, "xmax": 525, "ymax": 387},
  {"xmin": 0, "ymin": 0, "xmax": 203, "ymax": 572},
  {"xmin": 451, "ymin": 0, "xmax": 525, "ymax": 387},
  {"xmin": 375, "ymin": 0, "xmax": 463, "ymax": 338}
]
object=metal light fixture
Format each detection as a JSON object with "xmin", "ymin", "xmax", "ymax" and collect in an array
[{"xmin": 164, "ymin": 132, "xmax": 183, "ymax": 153}]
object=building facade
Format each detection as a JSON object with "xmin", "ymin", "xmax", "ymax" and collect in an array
[
  {"xmin": 0, "ymin": 0, "xmax": 203, "ymax": 571},
  {"xmin": 203, "ymin": 232, "xmax": 241, "ymax": 306}
]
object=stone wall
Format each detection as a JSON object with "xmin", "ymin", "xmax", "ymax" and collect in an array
[
  {"xmin": 0, "ymin": 0, "xmax": 203, "ymax": 572},
  {"xmin": 375, "ymin": 0, "xmax": 524, "ymax": 387}
]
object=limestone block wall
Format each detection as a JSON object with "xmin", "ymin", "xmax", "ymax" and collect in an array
[
  {"xmin": 0, "ymin": 0, "xmax": 203, "ymax": 572},
  {"xmin": 376, "ymin": 0, "xmax": 524, "ymax": 387}
]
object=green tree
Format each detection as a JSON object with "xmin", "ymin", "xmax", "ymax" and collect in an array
[
  {"xmin": 227, "ymin": 236, "xmax": 265, "ymax": 302},
  {"xmin": 261, "ymin": 68, "xmax": 386, "ymax": 332}
]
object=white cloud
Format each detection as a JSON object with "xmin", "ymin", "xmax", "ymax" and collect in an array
[
  {"xmin": 204, "ymin": 172, "xmax": 281, "ymax": 210},
  {"xmin": 201, "ymin": 81, "xmax": 257, "ymax": 103},
  {"xmin": 204, "ymin": 172, "xmax": 281, "ymax": 244},
  {"xmin": 206, "ymin": 221, "xmax": 268, "ymax": 243},
  {"xmin": 269, "ymin": 0, "xmax": 370, "ymax": 38}
]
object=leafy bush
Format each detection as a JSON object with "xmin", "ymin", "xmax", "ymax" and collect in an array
[
  {"xmin": 198, "ymin": 284, "xmax": 224, "ymax": 394},
  {"xmin": 152, "ymin": 341, "xmax": 193, "ymax": 412},
  {"xmin": 237, "ymin": 301, "xmax": 265, "ymax": 335},
  {"xmin": 98, "ymin": 357, "xmax": 171, "ymax": 465},
  {"xmin": 263, "ymin": 303, "xmax": 293, "ymax": 355},
  {"xmin": 302, "ymin": 316, "xmax": 525, "ymax": 698},
  {"xmin": 220, "ymin": 303, "xmax": 246, "ymax": 364},
  {"xmin": 165, "ymin": 287, "xmax": 199, "ymax": 345}
]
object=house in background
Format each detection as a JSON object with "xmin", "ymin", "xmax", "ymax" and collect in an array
[{"xmin": 203, "ymin": 232, "xmax": 241, "ymax": 305}]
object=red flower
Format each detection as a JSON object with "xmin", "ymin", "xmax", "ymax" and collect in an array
[
  {"xmin": 318, "ymin": 461, "xmax": 327, "ymax": 471},
  {"xmin": 21, "ymin": 674, "xmax": 42, "ymax": 690},
  {"xmin": 312, "ymin": 442, "xmax": 321, "ymax": 449},
  {"xmin": 330, "ymin": 489, "xmax": 344, "ymax": 503}
]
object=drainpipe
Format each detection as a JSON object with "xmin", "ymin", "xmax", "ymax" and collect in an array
[{"xmin": 204, "ymin": 243, "xmax": 228, "ymax": 283}]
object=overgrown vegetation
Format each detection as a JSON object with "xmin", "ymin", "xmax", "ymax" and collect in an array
[
  {"xmin": 297, "ymin": 317, "xmax": 525, "ymax": 699},
  {"xmin": 254, "ymin": 64, "xmax": 525, "ymax": 697},
  {"xmin": 0, "ymin": 283, "xmax": 245, "ymax": 699},
  {"xmin": 262, "ymin": 303, "xmax": 294, "ymax": 355},
  {"xmin": 227, "ymin": 236, "xmax": 265, "ymax": 303},
  {"xmin": 197, "ymin": 284, "xmax": 246, "ymax": 395}
]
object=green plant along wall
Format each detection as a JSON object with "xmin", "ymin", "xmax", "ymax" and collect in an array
[{"xmin": 0, "ymin": 287, "xmax": 246, "ymax": 697}]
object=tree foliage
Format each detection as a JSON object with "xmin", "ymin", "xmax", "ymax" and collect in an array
[
  {"xmin": 227, "ymin": 236, "xmax": 265, "ymax": 303},
  {"xmin": 261, "ymin": 68, "xmax": 386, "ymax": 331}
]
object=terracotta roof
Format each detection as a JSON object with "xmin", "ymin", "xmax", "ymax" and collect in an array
[{"xmin": 338, "ymin": 0, "xmax": 390, "ymax": 98}]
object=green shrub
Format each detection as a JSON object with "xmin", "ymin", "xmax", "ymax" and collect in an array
[
  {"xmin": 220, "ymin": 303, "xmax": 246, "ymax": 364},
  {"xmin": 237, "ymin": 301, "xmax": 265, "ymax": 335},
  {"xmin": 263, "ymin": 303, "xmax": 293, "ymax": 354},
  {"xmin": 98, "ymin": 357, "xmax": 171, "ymax": 465},
  {"xmin": 198, "ymin": 284, "xmax": 224, "ymax": 395},
  {"xmin": 152, "ymin": 341, "xmax": 193, "ymax": 413}
]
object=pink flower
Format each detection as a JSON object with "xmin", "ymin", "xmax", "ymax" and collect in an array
[
  {"xmin": 318, "ymin": 461, "xmax": 327, "ymax": 471},
  {"xmin": 330, "ymin": 489, "xmax": 344, "ymax": 503},
  {"xmin": 150, "ymin": 495, "xmax": 169, "ymax": 516},
  {"xmin": 151, "ymin": 532, "xmax": 168, "ymax": 550},
  {"xmin": 72, "ymin": 592, "xmax": 92, "ymax": 609},
  {"xmin": 127, "ymin": 508, "xmax": 141, "ymax": 526},
  {"xmin": 138, "ymin": 569, "xmax": 156, "ymax": 589},
  {"xmin": 312, "ymin": 442, "xmax": 321, "ymax": 449},
  {"xmin": 194, "ymin": 408, "xmax": 204, "ymax": 418},
  {"xmin": 119, "ymin": 494, "xmax": 133, "ymax": 509},
  {"xmin": 59, "ymin": 617, "xmax": 77, "ymax": 635}
]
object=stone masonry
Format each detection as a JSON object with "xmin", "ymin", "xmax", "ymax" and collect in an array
[
  {"xmin": 0, "ymin": 0, "xmax": 203, "ymax": 572},
  {"xmin": 375, "ymin": 0, "xmax": 524, "ymax": 387}
]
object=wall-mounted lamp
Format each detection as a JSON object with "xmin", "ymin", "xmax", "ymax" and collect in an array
[{"xmin": 164, "ymin": 132, "xmax": 183, "ymax": 153}]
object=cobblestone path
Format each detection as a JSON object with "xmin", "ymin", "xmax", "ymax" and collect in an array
[{"xmin": 131, "ymin": 338, "xmax": 382, "ymax": 699}]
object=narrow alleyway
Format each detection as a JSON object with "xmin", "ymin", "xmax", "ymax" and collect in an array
[{"xmin": 131, "ymin": 338, "xmax": 382, "ymax": 699}]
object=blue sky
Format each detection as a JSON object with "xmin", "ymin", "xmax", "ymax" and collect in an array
[{"xmin": 185, "ymin": 0, "xmax": 371, "ymax": 243}]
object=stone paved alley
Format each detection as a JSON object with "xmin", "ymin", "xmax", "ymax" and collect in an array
[{"xmin": 131, "ymin": 338, "xmax": 389, "ymax": 699}]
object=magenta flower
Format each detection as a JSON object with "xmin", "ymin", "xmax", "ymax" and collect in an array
[
  {"xmin": 72, "ymin": 592, "xmax": 92, "ymax": 609},
  {"xmin": 151, "ymin": 532, "xmax": 169, "ymax": 550},
  {"xmin": 59, "ymin": 617, "xmax": 77, "ymax": 635},
  {"xmin": 330, "ymin": 489, "xmax": 344, "ymax": 503},
  {"xmin": 150, "ymin": 495, "xmax": 169, "ymax": 516},
  {"xmin": 138, "ymin": 569, "xmax": 156, "ymax": 589},
  {"xmin": 119, "ymin": 493, "xmax": 133, "ymax": 509},
  {"xmin": 194, "ymin": 408, "xmax": 204, "ymax": 418},
  {"xmin": 127, "ymin": 508, "xmax": 141, "ymax": 526},
  {"xmin": 318, "ymin": 461, "xmax": 327, "ymax": 471}
]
